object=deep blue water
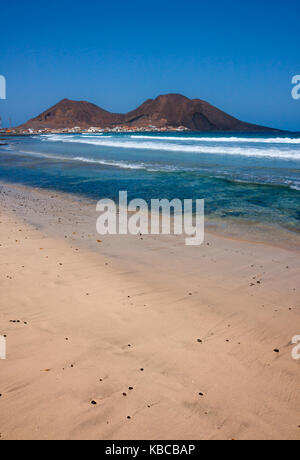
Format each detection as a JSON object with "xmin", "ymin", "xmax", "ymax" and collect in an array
[{"xmin": 0, "ymin": 132, "xmax": 299, "ymax": 232}]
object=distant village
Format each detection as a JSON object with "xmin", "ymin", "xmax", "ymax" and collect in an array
[{"xmin": 0, "ymin": 124, "xmax": 189, "ymax": 136}]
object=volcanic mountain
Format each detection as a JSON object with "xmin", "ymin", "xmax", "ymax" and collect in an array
[
  {"xmin": 20, "ymin": 99, "xmax": 122, "ymax": 130},
  {"xmin": 20, "ymin": 94, "xmax": 275, "ymax": 131}
]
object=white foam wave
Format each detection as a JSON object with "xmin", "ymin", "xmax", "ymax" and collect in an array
[
  {"xmin": 81, "ymin": 134, "xmax": 111, "ymax": 138},
  {"xmin": 130, "ymin": 135, "xmax": 300, "ymax": 144},
  {"xmin": 288, "ymin": 180, "xmax": 300, "ymax": 191},
  {"xmin": 73, "ymin": 156, "xmax": 145, "ymax": 170},
  {"xmin": 7, "ymin": 148, "xmax": 300, "ymax": 190},
  {"xmin": 19, "ymin": 149, "xmax": 175, "ymax": 172},
  {"xmin": 44, "ymin": 135, "xmax": 300, "ymax": 160}
]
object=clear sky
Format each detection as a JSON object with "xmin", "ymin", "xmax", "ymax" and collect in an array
[{"xmin": 0, "ymin": 0, "xmax": 299, "ymax": 130}]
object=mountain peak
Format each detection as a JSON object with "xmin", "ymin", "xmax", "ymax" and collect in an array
[{"xmin": 19, "ymin": 94, "xmax": 276, "ymax": 132}]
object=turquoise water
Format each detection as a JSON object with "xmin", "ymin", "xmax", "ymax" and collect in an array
[{"xmin": 0, "ymin": 132, "xmax": 300, "ymax": 232}]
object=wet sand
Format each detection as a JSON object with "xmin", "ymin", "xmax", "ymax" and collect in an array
[{"xmin": 0, "ymin": 182, "xmax": 299, "ymax": 440}]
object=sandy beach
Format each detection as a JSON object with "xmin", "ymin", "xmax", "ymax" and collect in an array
[{"xmin": 0, "ymin": 182, "xmax": 299, "ymax": 440}]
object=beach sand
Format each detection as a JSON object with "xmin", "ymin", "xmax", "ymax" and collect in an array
[{"xmin": 0, "ymin": 182, "xmax": 299, "ymax": 440}]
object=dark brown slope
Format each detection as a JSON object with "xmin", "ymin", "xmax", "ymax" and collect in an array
[
  {"xmin": 19, "ymin": 94, "xmax": 276, "ymax": 131},
  {"xmin": 124, "ymin": 94, "xmax": 274, "ymax": 131},
  {"xmin": 20, "ymin": 99, "xmax": 123, "ymax": 129}
]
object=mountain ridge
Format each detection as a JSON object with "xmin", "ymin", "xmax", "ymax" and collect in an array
[{"xmin": 19, "ymin": 94, "xmax": 277, "ymax": 132}]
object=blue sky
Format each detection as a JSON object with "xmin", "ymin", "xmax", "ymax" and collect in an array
[{"xmin": 0, "ymin": 0, "xmax": 299, "ymax": 130}]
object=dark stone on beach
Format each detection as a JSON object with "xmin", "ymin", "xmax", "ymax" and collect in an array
[
  {"xmin": 273, "ymin": 349, "xmax": 280, "ymax": 353},
  {"xmin": 197, "ymin": 339, "xmax": 202, "ymax": 343},
  {"xmin": 91, "ymin": 400, "xmax": 97, "ymax": 405},
  {"xmin": 128, "ymin": 387, "xmax": 134, "ymax": 390}
]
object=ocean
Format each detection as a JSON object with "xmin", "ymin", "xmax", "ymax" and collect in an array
[{"xmin": 0, "ymin": 132, "xmax": 300, "ymax": 234}]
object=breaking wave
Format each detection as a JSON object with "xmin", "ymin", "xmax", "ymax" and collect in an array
[
  {"xmin": 8, "ymin": 149, "xmax": 299, "ymax": 190},
  {"xmin": 130, "ymin": 135, "xmax": 300, "ymax": 144},
  {"xmin": 42, "ymin": 134, "xmax": 300, "ymax": 160},
  {"xmin": 18, "ymin": 149, "xmax": 179, "ymax": 172}
]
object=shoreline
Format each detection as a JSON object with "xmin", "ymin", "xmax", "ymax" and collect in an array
[
  {"xmin": 1, "ymin": 179, "xmax": 300, "ymax": 253},
  {"xmin": 1, "ymin": 128, "xmax": 293, "ymax": 136},
  {"xmin": 0, "ymin": 180, "xmax": 299, "ymax": 440}
]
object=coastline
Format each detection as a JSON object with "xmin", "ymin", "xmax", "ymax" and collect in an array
[
  {"xmin": 1, "ymin": 180, "xmax": 300, "ymax": 252},
  {"xmin": 0, "ymin": 181, "xmax": 299, "ymax": 440}
]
